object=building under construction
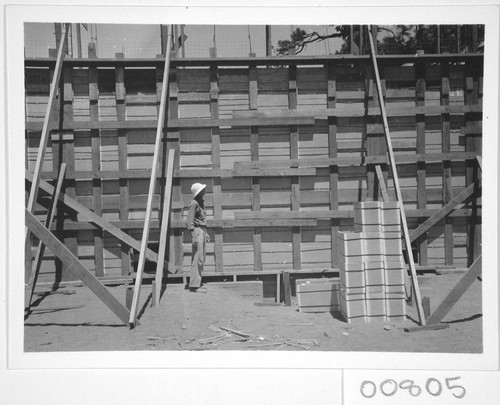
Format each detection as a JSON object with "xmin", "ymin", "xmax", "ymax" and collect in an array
[{"xmin": 24, "ymin": 24, "xmax": 483, "ymax": 329}]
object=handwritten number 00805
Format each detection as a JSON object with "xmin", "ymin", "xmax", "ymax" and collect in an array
[{"xmin": 360, "ymin": 377, "xmax": 466, "ymax": 399}]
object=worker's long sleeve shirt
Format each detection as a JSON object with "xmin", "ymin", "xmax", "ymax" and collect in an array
[{"xmin": 186, "ymin": 199, "xmax": 207, "ymax": 230}]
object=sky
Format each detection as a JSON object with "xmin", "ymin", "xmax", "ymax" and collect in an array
[{"xmin": 24, "ymin": 23, "xmax": 344, "ymax": 58}]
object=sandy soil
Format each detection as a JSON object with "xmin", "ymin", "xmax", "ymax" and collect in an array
[{"xmin": 24, "ymin": 272, "xmax": 482, "ymax": 353}]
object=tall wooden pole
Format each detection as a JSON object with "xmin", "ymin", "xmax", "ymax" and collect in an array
[
  {"xmin": 128, "ymin": 25, "xmax": 173, "ymax": 327},
  {"xmin": 368, "ymin": 26, "xmax": 426, "ymax": 326},
  {"xmin": 76, "ymin": 23, "xmax": 82, "ymax": 58},
  {"xmin": 265, "ymin": 25, "xmax": 272, "ymax": 56}
]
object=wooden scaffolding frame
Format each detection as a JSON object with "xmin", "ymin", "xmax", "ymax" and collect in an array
[{"xmin": 24, "ymin": 26, "xmax": 482, "ymax": 328}]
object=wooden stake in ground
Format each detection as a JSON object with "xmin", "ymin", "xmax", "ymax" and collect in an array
[
  {"xmin": 368, "ymin": 27, "xmax": 426, "ymax": 326},
  {"xmin": 25, "ymin": 163, "xmax": 67, "ymax": 313},
  {"xmin": 25, "ymin": 23, "xmax": 68, "ymax": 240},
  {"xmin": 154, "ymin": 148, "xmax": 175, "ymax": 306},
  {"xmin": 25, "ymin": 210, "xmax": 130, "ymax": 325},
  {"xmin": 129, "ymin": 25, "xmax": 173, "ymax": 327}
]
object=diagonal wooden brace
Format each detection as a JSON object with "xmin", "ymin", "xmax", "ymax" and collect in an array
[
  {"xmin": 26, "ymin": 170, "xmax": 170, "ymax": 271},
  {"xmin": 25, "ymin": 209, "xmax": 131, "ymax": 325}
]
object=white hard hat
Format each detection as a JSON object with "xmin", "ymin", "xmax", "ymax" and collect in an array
[{"xmin": 191, "ymin": 182, "xmax": 206, "ymax": 197}]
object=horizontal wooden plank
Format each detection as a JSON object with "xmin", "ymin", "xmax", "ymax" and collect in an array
[
  {"xmin": 235, "ymin": 208, "xmax": 477, "ymax": 220},
  {"xmin": 25, "ymin": 53, "xmax": 484, "ymax": 69},
  {"xmin": 233, "ymin": 104, "xmax": 482, "ymax": 120},
  {"xmin": 26, "ymin": 116, "xmax": 316, "ymax": 131},
  {"xmin": 234, "ymin": 152, "xmax": 480, "ymax": 169}
]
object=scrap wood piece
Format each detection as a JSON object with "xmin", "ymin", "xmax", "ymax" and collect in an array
[
  {"xmin": 34, "ymin": 290, "xmax": 76, "ymax": 296},
  {"xmin": 28, "ymin": 304, "xmax": 85, "ymax": 313},
  {"xmin": 25, "ymin": 163, "xmax": 67, "ymax": 314},
  {"xmin": 129, "ymin": 25, "xmax": 173, "ymax": 327},
  {"xmin": 410, "ymin": 178, "xmax": 481, "ymax": 243},
  {"xmin": 26, "ymin": 170, "xmax": 169, "ymax": 270},
  {"xmin": 25, "ymin": 209, "xmax": 130, "ymax": 326},
  {"xmin": 154, "ymin": 148, "xmax": 176, "ymax": 306},
  {"xmin": 404, "ymin": 323, "xmax": 450, "ymax": 333},
  {"xmin": 218, "ymin": 325, "xmax": 253, "ymax": 339},
  {"xmin": 25, "ymin": 23, "xmax": 69, "ymax": 225},
  {"xmin": 375, "ymin": 165, "xmax": 389, "ymax": 202},
  {"xmin": 368, "ymin": 27, "xmax": 426, "ymax": 326},
  {"xmin": 427, "ymin": 255, "xmax": 482, "ymax": 325}
]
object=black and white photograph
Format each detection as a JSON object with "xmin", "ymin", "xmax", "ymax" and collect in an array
[
  {"xmin": 21, "ymin": 21, "xmax": 487, "ymax": 353},
  {"xmin": 2, "ymin": 2, "xmax": 500, "ymax": 404}
]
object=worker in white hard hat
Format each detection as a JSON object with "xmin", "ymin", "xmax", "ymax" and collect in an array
[{"xmin": 185, "ymin": 182, "xmax": 210, "ymax": 293}]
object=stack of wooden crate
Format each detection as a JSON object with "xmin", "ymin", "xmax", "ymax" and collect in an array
[{"xmin": 339, "ymin": 202, "xmax": 407, "ymax": 323}]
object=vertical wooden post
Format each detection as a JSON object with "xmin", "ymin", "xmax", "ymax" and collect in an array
[
  {"xmin": 327, "ymin": 65, "xmax": 339, "ymax": 267},
  {"xmin": 60, "ymin": 64, "xmax": 78, "ymax": 281},
  {"xmin": 210, "ymin": 64, "xmax": 223, "ymax": 272},
  {"xmin": 129, "ymin": 26, "xmax": 172, "ymax": 327},
  {"xmin": 368, "ymin": 27, "xmax": 426, "ymax": 326},
  {"xmin": 441, "ymin": 62, "xmax": 454, "ymax": 265},
  {"xmin": 89, "ymin": 44, "xmax": 104, "ymax": 277},
  {"xmin": 115, "ymin": 52, "xmax": 131, "ymax": 276},
  {"xmin": 154, "ymin": 149, "xmax": 175, "ymax": 306},
  {"xmin": 366, "ymin": 63, "xmax": 387, "ymax": 202},
  {"xmin": 265, "ymin": 25, "xmax": 272, "ymax": 57},
  {"xmin": 168, "ymin": 65, "xmax": 183, "ymax": 275},
  {"xmin": 416, "ymin": 59, "xmax": 428, "ymax": 265},
  {"xmin": 289, "ymin": 64, "xmax": 301, "ymax": 269},
  {"xmin": 464, "ymin": 61, "xmax": 482, "ymax": 265}
]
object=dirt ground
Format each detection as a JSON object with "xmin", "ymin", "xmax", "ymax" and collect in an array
[{"xmin": 24, "ymin": 272, "xmax": 482, "ymax": 353}]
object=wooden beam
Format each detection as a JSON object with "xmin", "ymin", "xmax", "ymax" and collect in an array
[
  {"xmin": 26, "ymin": 170, "xmax": 168, "ymax": 268},
  {"xmin": 154, "ymin": 148, "xmax": 175, "ymax": 306},
  {"xmin": 129, "ymin": 25, "xmax": 172, "ymax": 327},
  {"xmin": 25, "ymin": 163, "xmax": 67, "ymax": 312},
  {"xmin": 25, "ymin": 53, "xmax": 484, "ymax": 69},
  {"xmin": 368, "ymin": 27, "xmax": 426, "ymax": 326},
  {"xmin": 375, "ymin": 165, "xmax": 389, "ymax": 201},
  {"xmin": 427, "ymin": 256, "xmax": 481, "ymax": 325},
  {"xmin": 234, "ymin": 152, "xmax": 479, "ymax": 170},
  {"xmin": 404, "ymin": 323, "xmax": 449, "ymax": 333},
  {"xmin": 26, "ymin": 23, "xmax": 69, "ymax": 240},
  {"xmin": 25, "ymin": 210, "xmax": 130, "ymax": 325},
  {"xmin": 410, "ymin": 178, "xmax": 481, "ymax": 242}
]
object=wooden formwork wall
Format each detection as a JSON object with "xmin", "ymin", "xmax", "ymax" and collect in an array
[{"xmin": 25, "ymin": 54, "xmax": 483, "ymax": 283}]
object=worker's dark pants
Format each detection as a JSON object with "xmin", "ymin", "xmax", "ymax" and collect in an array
[{"xmin": 189, "ymin": 227, "xmax": 207, "ymax": 288}]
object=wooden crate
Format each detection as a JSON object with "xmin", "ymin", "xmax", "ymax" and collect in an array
[{"xmin": 296, "ymin": 279, "xmax": 341, "ymax": 313}]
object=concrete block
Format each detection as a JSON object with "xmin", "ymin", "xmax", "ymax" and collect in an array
[
  {"xmin": 382, "ymin": 232, "xmax": 403, "ymax": 258},
  {"xmin": 340, "ymin": 285, "xmax": 366, "ymax": 295},
  {"xmin": 339, "ymin": 262, "xmax": 365, "ymax": 288},
  {"xmin": 366, "ymin": 285, "xmax": 385, "ymax": 296},
  {"xmin": 338, "ymin": 231, "xmax": 364, "ymax": 263},
  {"xmin": 386, "ymin": 297, "xmax": 406, "ymax": 317},
  {"xmin": 366, "ymin": 294, "xmax": 386, "ymax": 317},
  {"xmin": 364, "ymin": 260, "xmax": 385, "ymax": 286},
  {"xmin": 340, "ymin": 290, "xmax": 366, "ymax": 322}
]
